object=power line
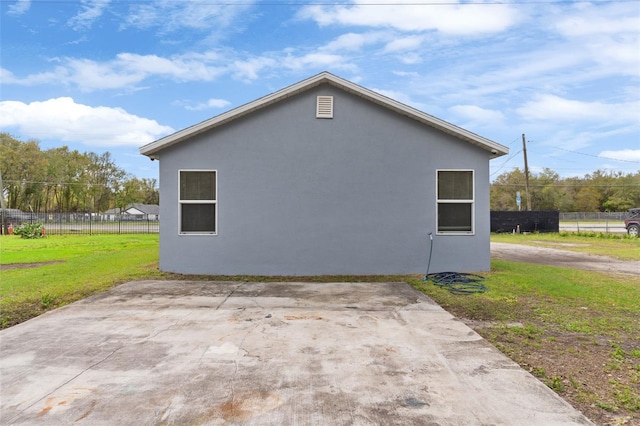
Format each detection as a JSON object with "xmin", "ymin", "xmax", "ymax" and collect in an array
[
  {"xmin": 550, "ymin": 146, "xmax": 640, "ymax": 164},
  {"xmin": 2, "ymin": 0, "xmax": 637, "ymax": 4},
  {"xmin": 490, "ymin": 148, "xmax": 522, "ymax": 177}
]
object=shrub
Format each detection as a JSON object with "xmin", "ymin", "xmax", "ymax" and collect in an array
[{"xmin": 13, "ymin": 222, "xmax": 46, "ymax": 239}]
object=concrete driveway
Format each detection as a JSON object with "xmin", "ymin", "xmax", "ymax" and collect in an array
[{"xmin": 1, "ymin": 281, "xmax": 592, "ymax": 425}]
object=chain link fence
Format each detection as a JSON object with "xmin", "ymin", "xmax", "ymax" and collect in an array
[
  {"xmin": 560, "ymin": 212, "xmax": 629, "ymax": 221},
  {"xmin": 559, "ymin": 211, "xmax": 628, "ymax": 234}
]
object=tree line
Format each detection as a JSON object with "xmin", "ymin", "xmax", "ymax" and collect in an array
[
  {"xmin": 2, "ymin": 133, "xmax": 638, "ymax": 213},
  {"xmin": 1, "ymin": 133, "xmax": 158, "ymax": 213},
  {"xmin": 491, "ymin": 168, "xmax": 640, "ymax": 212}
]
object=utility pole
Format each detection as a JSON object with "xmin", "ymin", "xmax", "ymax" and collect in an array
[{"xmin": 522, "ymin": 133, "xmax": 532, "ymax": 211}]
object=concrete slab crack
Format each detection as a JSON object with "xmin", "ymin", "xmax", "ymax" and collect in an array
[
  {"xmin": 216, "ymin": 282, "xmax": 244, "ymax": 310},
  {"xmin": 8, "ymin": 311, "xmax": 192, "ymax": 423},
  {"xmin": 228, "ymin": 312, "xmax": 263, "ymax": 413},
  {"xmin": 7, "ymin": 346, "xmax": 124, "ymax": 423}
]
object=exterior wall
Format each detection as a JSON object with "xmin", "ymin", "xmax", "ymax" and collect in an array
[{"xmin": 158, "ymin": 84, "xmax": 491, "ymax": 275}]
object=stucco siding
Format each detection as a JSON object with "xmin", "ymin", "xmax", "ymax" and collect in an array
[{"xmin": 158, "ymin": 84, "xmax": 490, "ymax": 275}]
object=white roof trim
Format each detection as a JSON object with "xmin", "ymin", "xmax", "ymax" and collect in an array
[{"xmin": 140, "ymin": 72, "xmax": 508, "ymax": 159}]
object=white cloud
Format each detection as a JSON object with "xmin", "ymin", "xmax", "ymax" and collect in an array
[
  {"xmin": 321, "ymin": 32, "xmax": 387, "ymax": 52},
  {"xmin": 116, "ymin": 53, "xmax": 225, "ymax": 81},
  {"xmin": 599, "ymin": 149, "xmax": 640, "ymax": 162},
  {"xmin": 0, "ymin": 98, "xmax": 173, "ymax": 147},
  {"xmin": 120, "ymin": 1, "xmax": 256, "ymax": 36},
  {"xmin": 298, "ymin": 1, "xmax": 519, "ymax": 35},
  {"xmin": 64, "ymin": 58, "xmax": 146, "ymax": 90},
  {"xmin": 1, "ymin": 66, "xmax": 61, "ymax": 86},
  {"xmin": 517, "ymin": 94, "xmax": 640, "ymax": 124},
  {"xmin": 182, "ymin": 98, "xmax": 231, "ymax": 111},
  {"xmin": 371, "ymin": 88, "xmax": 427, "ymax": 111},
  {"xmin": 397, "ymin": 52, "xmax": 423, "ymax": 65},
  {"xmin": 68, "ymin": 0, "xmax": 111, "ymax": 30},
  {"xmin": 3, "ymin": 52, "xmax": 228, "ymax": 91},
  {"xmin": 554, "ymin": 3, "xmax": 640, "ymax": 37},
  {"xmin": 551, "ymin": 3, "xmax": 640, "ymax": 76},
  {"xmin": 7, "ymin": 0, "xmax": 30, "ymax": 16},
  {"xmin": 450, "ymin": 105, "xmax": 505, "ymax": 126},
  {"xmin": 2, "ymin": 48, "xmax": 353, "ymax": 90},
  {"xmin": 383, "ymin": 36, "xmax": 423, "ymax": 53},
  {"xmin": 281, "ymin": 52, "xmax": 353, "ymax": 71},
  {"xmin": 232, "ymin": 57, "xmax": 277, "ymax": 81},
  {"xmin": 392, "ymin": 71, "xmax": 419, "ymax": 78}
]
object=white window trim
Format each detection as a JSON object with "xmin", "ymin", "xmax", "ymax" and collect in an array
[
  {"xmin": 178, "ymin": 169, "xmax": 217, "ymax": 236},
  {"xmin": 436, "ymin": 169, "xmax": 475, "ymax": 236}
]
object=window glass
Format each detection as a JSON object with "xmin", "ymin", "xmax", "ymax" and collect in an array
[
  {"xmin": 438, "ymin": 171, "xmax": 472, "ymax": 200},
  {"xmin": 180, "ymin": 171, "xmax": 216, "ymax": 200},
  {"xmin": 181, "ymin": 204, "xmax": 216, "ymax": 233},
  {"xmin": 438, "ymin": 203, "xmax": 472, "ymax": 232}
]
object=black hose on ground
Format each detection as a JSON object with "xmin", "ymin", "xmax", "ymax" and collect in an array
[
  {"xmin": 423, "ymin": 232, "xmax": 488, "ymax": 294},
  {"xmin": 426, "ymin": 272, "xmax": 488, "ymax": 295}
]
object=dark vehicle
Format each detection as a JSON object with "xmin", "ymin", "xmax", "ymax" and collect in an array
[
  {"xmin": 1, "ymin": 208, "xmax": 27, "ymax": 225},
  {"xmin": 625, "ymin": 208, "xmax": 640, "ymax": 237},
  {"xmin": 1, "ymin": 208, "xmax": 28, "ymax": 234}
]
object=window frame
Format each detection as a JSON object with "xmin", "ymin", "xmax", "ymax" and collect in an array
[
  {"xmin": 178, "ymin": 169, "xmax": 217, "ymax": 236},
  {"xmin": 436, "ymin": 169, "xmax": 475, "ymax": 235}
]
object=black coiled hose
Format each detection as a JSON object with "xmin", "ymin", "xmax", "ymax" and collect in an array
[
  {"xmin": 425, "ymin": 272, "xmax": 488, "ymax": 294},
  {"xmin": 423, "ymin": 232, "xmax": 488, "ymax": 294}
]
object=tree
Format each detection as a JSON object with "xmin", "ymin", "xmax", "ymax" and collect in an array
[
  {"xmin": 490, "ymin": 168, "xmax": 528, "ymax": 210},
  {"xmin": 84, "ymin": 152, "xmax": 126, "ymax": 212},
  {"xmin": 491, "ymin": 168, "xmax": 640, "ymax": 212},
  {"xmin": 575, "ymin": 187, "xmax": 600, "ymax": 211},
  {"xmin": 0, "ymin": 133, "xmax": 47, "ymax": 210},
  {"xmin": 44, "ymin": 146, "xmax": 87, "ymax": 211},
  {"xmin": 530, "ymin": 168, "xmax": 561, "ymax": 211}
]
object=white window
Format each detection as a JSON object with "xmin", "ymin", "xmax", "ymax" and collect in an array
[
  {"xmin": 179, "ymin": 170, "xmax": 217, "ymax": 235},
  {"xmin": 437, "ymin": 170, "xmax": 474, "ymax": 234}
]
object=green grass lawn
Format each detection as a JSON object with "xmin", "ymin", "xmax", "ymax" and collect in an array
[
  {"xmin": 1, "ymin": 232, "xmax": 638, "ymax": 423},
  {"xmin": 0, "ymin": 234, "xmax": 161, "ymax": 327}
]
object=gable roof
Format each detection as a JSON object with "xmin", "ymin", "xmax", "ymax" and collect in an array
[
  {"xmin": 124, "ymin": 203, "xmax": 159, "ymax": 215},
  {"xmin": 103, "ymin": 207, "xmax": 122, "ymax": 214},
  {"xmin": 140, "ymin": 71, "xmax": 508, "ymax": 159}
]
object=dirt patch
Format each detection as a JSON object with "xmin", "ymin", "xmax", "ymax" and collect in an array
[
  {"xmin": 1, "ymin": 261, "xmax": 65, "ymax": 271},
  {"xmin": 491, "ymin": 242, "xmax": 640, "ymax": 276}
]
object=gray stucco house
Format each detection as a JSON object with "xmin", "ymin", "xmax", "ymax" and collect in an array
[{"xmin": 140, "ymin": 72, "xmax": 508, "ymax": 276}]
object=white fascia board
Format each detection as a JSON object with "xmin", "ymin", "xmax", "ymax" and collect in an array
[{"xmin": 139, "ymin": 72, "xmax": 509, "ymax": 158}]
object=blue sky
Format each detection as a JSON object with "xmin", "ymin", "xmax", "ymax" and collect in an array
[{"xmin": 1, "ymin": 0, "xmax": 639, "ymax": 182}]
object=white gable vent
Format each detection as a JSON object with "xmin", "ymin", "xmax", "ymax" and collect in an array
[{"xmin": 316, "ymin": 96, "xmax": 334, "ymax": 119}]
